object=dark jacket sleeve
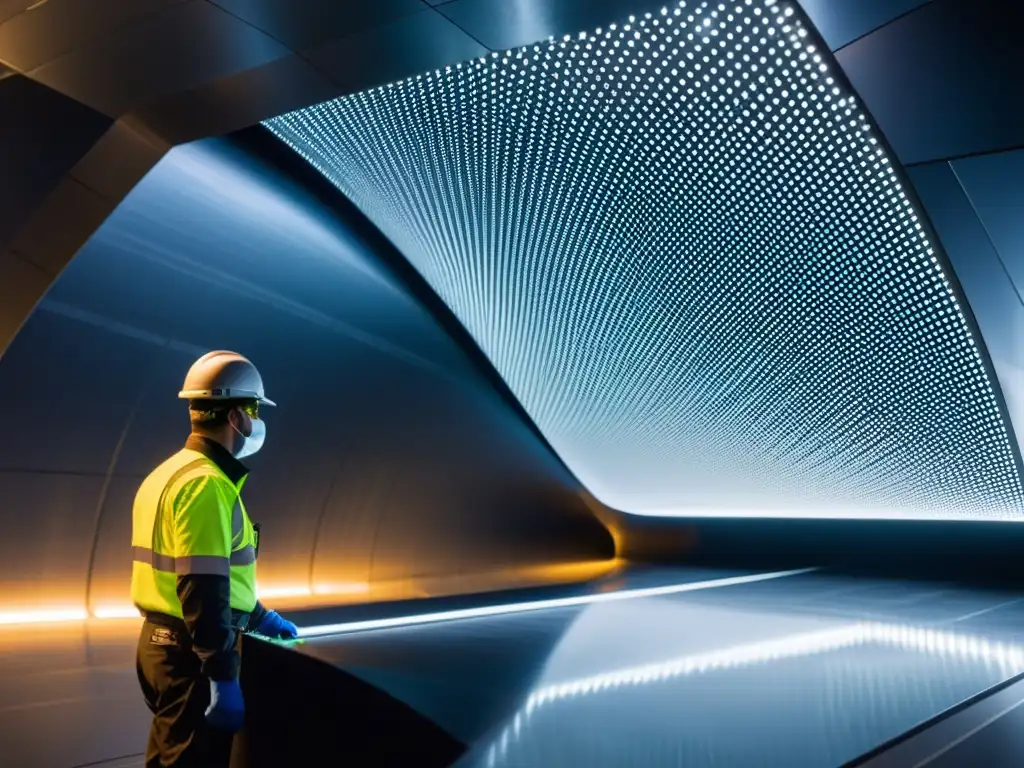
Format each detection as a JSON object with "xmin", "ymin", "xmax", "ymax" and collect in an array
[
  {"xmin": 177, "ymin": 574, "xmax": 239, "ymax": 681},
  {"xmin": 248, "ymin": 600, "xmax": 268, "ymax": 632}
]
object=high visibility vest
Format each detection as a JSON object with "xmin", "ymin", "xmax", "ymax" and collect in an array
[{"xmin": 131, "ymin": 447, "xmax": 258, "ymax": 617}]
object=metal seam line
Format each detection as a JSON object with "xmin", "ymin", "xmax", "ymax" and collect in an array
[
  {"xmin": 296, "ymin": 567, "xmax": 817, "ymax": 637},
  {"xmin": 949, "ymin": 597, "xmax": 1024, "ymax": 624},
  {"xmin": 948, "ymin": 163, "xmax": 1024, "ymax": 310},
  {"xmin": 913, "ymin": 694, "xmax": 1024, "ymax": 767}
]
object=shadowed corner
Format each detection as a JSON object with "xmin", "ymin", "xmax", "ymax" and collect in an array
[
  {"xmin": 580, "ymin": 490, "xmax": 701, "ymax": 564},
  {"xmin": 232, "ymin": 635, "xmax": 465, "ymax": 768}
]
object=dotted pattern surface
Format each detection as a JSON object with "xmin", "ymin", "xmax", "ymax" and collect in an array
[{"xmin": 267, "ymin": 0, "xmax": 1024, "ymax": 519}]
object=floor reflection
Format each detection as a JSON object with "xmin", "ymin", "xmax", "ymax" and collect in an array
[{"xmin": 452, "ymin": 580, "xmax": 1024, "ymax": 768}]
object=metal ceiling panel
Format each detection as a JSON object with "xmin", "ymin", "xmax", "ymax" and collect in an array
[
  {"xmin": 67, "ymin": 119, "xmax": 168, "ymax": 202},
  {"xmin": 0, "ymin": 307, "xmax": 158, "ymax": 475},
  {"xmin": 909, "ymin": 161, "xmax": 1024, "ymax": 467},
  {"xmin": 836, "ymin": 0, "xmax": 1024, "ymax": 166},
  {"xmin": 130, "ymin": 53, "xmax": 341, "ymax": 145},
  {"xmin": 0, "ymin": 73, "xmax": 110, "ymax": 243},
  {"xmin": 951, "ymin": 150, "xmax": 1024, "ymax": 303},
  {"xmin": 304, "ymin": 8, "xmax": 487, "ymax": 94},
  {"xmin": 7, "ymin": 177, "xmax": 114, "ymax": 275},
  {"xmin": 208, "ymin": 0, "xmax": 424, "ymax": 53},
  {"xmin": 27, "ymin": 0, "xmax": 290, "ymax": 117},
  {"xmin": 0, "ymin": 0, "xmax": 186, "ymax": 72},
  {"xmin": 0, "ymin": 471, "xmax": 101, "ymax": 609},
  {"xmin": 0, "ymin": 0, "xmax": 32, "ymax": 25},
  {"xmin": 270, "ymin": 0, "xmax": 1024, "ymax": 520},
  {"xmin": 0, "ymin": 250, "xmax": 51, "ymax": 353},
  {"xmin": 795, "ymin": 0, "xmax": 930, "ymax": 51},
  {"xmin": 437, "ymin": 0, "xmax": 666, "ymax": 52}
]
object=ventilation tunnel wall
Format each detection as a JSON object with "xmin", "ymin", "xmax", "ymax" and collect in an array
[{"xmin": 0, "ymin": 136, "xmax": 614, "ymax": 622}]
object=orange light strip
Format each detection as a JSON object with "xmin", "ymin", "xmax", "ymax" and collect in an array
[
  {"xmin": 0, "ymin": 608, "xmax": 90, "ymax": 626},
  {"xmin": 0, "ymin": 560, "xmax": 620, "ymax": 627},
  {"xmin": 0, "ymin": 583, "xmax": 374, "ymax": 626}
]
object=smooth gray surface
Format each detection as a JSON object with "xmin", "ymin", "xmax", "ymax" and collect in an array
[
  {"xmin": 863, "ymin": 675, "xmax": 1024, "ymax": 767},
  {"xmin": 908, "ymin": 161, "xmax": 1024, "ymax": 494},
  {"xmin": 0, "ymin": 250, "xmax": 51, "ymax": 351},
  {"xmin": 0, "ymin": 472, "xmax": 103, "ymax": 613},
  {"xmin": 0, "ymin": 74, "xmax": 110, "ymax": 244},
  {"xmin": 7, "ymin": 177, "xmax": 117, "ymax": 275},
  {"xmin": 796, "ymin": 0, "xmax": 931, "ymax": 51},
  {"xmin": 0, "ymin": 0, "xmax": 31, "ymax": 25},
  {"xmin": 304, "ymin": 8, "xmax": 488, "ymax": 92},
  {"xmin": 299, "ymin": 570, "xmax": 1024, "ymax": 768},
  {"xmin": 210, "ymin": 0, "xmax": 424, "ymax": 52},
  {"xmin": 0, "ymin": 136, "xmax": 609, "ymax": 616},
  {"xmin": 436, "ymin": 0, "xmax": 667, "ymax": 52},
  {"xmin": 473, "ymin": 576, "xmax": 1024, "ymax": 767},
  {"xmin": 836, "ymin": 0, "xmax": 1024, "ymax": 166},
  {"xmin": 0, "ymin": 621, "xmax": 147, "ymax": 768},
  {"xmin": 27, "ymin": 0, "xmax": 291, "ymax": 117},
  {"xmin": 300, "ymin": 566, "xmax": 789, "ymax": 743},
  {"xmin": 951, "ymin": 150, "xmax": 1024, "ymax": 306},
  {"xmin": 127, "ymin": 53, "xmax": 341, "ymax": 146},
  {"xmin": 0, "ymin": 0, "xmax": 187, "ymax": 72},
  {"xmin": 924, "ymin": 689, "xmax": 1024, "ymax": 767}
]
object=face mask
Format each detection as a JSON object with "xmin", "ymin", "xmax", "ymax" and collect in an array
[{"xmin": 232, "ymin": 413, "xmax": 266, "ymax": 459}]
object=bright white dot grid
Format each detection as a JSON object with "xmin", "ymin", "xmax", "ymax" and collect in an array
[{"xmin": 266, "ymin": 0, "xmax": 1024, "ymax": 520}]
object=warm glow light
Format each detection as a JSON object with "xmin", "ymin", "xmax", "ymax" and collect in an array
[
  {"xmin": 255, "ymin": 585, "xmax": 312, "ymax": 599},
  {"xmin": 312, "ymin": 582, "xmax": 372, "ymax": 595},
  {"xmin": 91, "ymin": 605, "xmax": 143, "ymax": 619},
  {"xmin": 516, "ymin": 559, "xmax": 625, "ymax": 583},
  {"xmin": 0, "ymin": 608, "xmax": 89, "ymax": 626},
  {"xmin": 297, "ymin": 568, "xmax": 816, "ymax": 638},
  {"xmin": 1, "ymin": 567, "xmax": 613, "ymax": 627}
]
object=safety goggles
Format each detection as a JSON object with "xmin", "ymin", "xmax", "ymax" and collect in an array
[{"xmin": 239, "ymin": 401, "xmax": 260, "ymax": 419}]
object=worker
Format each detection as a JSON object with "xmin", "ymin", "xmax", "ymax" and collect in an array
[{"xmin": 131, "ymin": 350, "xmax": 298, "ymax": 767}]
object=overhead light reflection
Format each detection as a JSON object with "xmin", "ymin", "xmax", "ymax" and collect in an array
[
  {"xmin": 297, "ymin": 568, "xmax": 815, "ymax": 638},
  {"xmin": 487, "ymin": 621, "xmax": 1024, "ymax": 764}
]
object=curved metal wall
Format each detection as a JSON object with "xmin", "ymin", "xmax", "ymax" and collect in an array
[
  {"xmin": 907, "ymin": 151, "xmax": 1024, "ymax": 479},
  {"xmin": 267, "ymin": 0, "xmax": 1024, "ymax": 521},
  {"xmin": 0, "ymin": 137, "xmax": 612, "ymax": 621}
]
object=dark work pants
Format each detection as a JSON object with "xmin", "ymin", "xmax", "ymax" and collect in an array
[{"xmin": 136, "ymin": 619, "xmax": 240, "ymax": 768}]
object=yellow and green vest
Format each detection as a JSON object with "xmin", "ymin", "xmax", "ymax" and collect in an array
[{"xmin": 131, "ymin": 445, "xmax": 258, "ymax": 616}]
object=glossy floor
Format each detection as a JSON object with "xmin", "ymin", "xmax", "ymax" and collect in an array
[{"xmin": 302, "ymin": 569, "xmax": 1024, "ymax": 768}]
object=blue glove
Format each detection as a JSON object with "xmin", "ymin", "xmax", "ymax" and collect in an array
[
  {"xmin": 256, "ymin": 609, "xmax": 298, "ymax": 640},
  {"xmin": 205, "ymin": 679, "xmax": 244, "ymax": 732}
]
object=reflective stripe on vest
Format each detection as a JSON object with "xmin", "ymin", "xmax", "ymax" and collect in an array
[
  {"xmin": 132, "ymin": 544, "xmax": 257, "ymax": 575},
  {"xmin": 130, "ymin": 448, "xmax": 259, "ymax": 617}
]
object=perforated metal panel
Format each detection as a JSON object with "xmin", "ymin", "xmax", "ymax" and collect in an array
[{"xmin": 267, "ymin": 0, "xmax": 1024, "ymax": 520}]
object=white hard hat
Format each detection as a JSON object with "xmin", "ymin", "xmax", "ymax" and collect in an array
[{"xmin": 178, "ymin": 350, "xmax": 276, "ymax": 406}]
